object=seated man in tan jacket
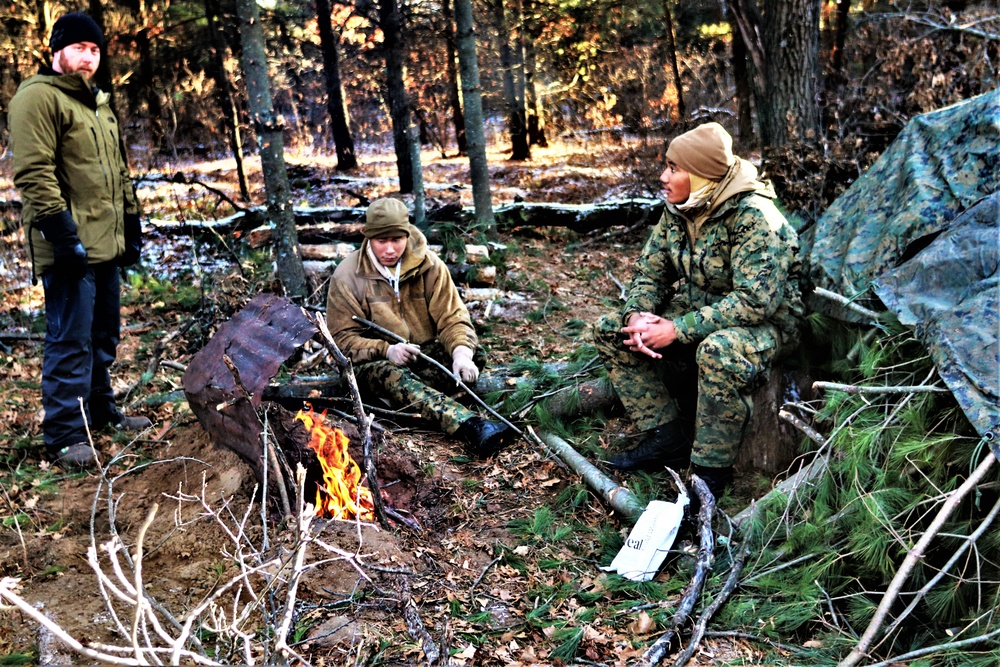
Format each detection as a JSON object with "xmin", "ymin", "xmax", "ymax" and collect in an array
[{"xmin": 327, "ymin": 197, "xmax": 515, "ymax": 458}]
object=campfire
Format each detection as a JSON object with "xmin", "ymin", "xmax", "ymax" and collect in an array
[{"xmin": 295, "ymin": 406, "xmax": 375, "ymax": 521}]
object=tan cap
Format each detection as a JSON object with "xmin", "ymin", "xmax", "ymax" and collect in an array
[
  {"xmin": 666, "ymin": 122, "xmax": 734, "ymax": 181},
  {"xmin": 364, "ymin": 198, "xmax": 410, "ymax": 239}
]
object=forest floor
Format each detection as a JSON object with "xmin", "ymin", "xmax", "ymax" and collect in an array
[{"xmin": 0, "ymin": 138, "xmax": 777, "ymax": 665}]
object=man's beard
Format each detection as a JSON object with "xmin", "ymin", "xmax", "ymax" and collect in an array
[{"xmin": 56, "ymin": 52, "xmax": 94, "ymax": 82}]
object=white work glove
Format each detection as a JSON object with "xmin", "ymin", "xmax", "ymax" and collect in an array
[
  {"xmin": 451, "ymin": 345, "xmax": 480, "ymax": 385},
  {"xmin": 386, "ymin": 343, "xmax": 421, "ymax": 366}
]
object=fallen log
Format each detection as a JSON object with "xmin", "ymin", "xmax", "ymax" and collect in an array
[
  {"xmin": 536, "ymin": 430, "xmax": 644, "ymax": 520},
  {"xmin": 149, "ymin": 199, "xmax": 664, "ymax": 237},
  {"xmin": 302, "ymin": 259, "xmax": 497, "ymax": 287}
]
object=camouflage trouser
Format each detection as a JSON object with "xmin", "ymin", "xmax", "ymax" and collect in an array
[
  {"xmin": 594, "ymin": 312, "xmax": 779, "ymax": 468},
  {"xmin": 354, "ymin": 340, "xmax": 486, "ymax": 435}
]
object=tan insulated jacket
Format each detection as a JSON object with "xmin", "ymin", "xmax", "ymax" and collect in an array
[
  {"xmin": 326, "ymin": 226, "xmax": 478, "ymax": 363},
  {"xmin": 10, "ymin": 70, "xmax": 139, "ymax": 274}
]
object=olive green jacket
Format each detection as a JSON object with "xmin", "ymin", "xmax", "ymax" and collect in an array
[
  {"xmin": 326, "ymin": 226, "xmax": 478, "ymax": 363},
  {"xmin": 624, "ymin": 162, "xmax": 805, "ymax": 348},
  {"xmin": 10, "ymin": 70, "xmax": 138, "ymax": 274}
]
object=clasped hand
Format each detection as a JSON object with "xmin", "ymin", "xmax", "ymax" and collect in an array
[{"xmin": 621, "ymin": 312, "xmax": 676, "ymax": 359}]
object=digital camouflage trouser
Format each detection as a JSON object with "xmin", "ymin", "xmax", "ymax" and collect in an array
[
  {"xmin": 593, "ymin": 312, "xmax": 779, "ymax": 468},
  {"xmin": 354, "ymin": 340, "xmax": 486, "ymax": 435}
]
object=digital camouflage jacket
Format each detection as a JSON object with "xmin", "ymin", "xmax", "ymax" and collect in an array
[
  {"xmin": 327, "ymin": 226, "xmax": 478, "ymax": 364},
  {"xmin": 10, "ymin": 68, "xmax": 138, "ymax": 275},
  {"xmin": 623, "ymin": 166, "xmax": 805, "ymax": 347}
]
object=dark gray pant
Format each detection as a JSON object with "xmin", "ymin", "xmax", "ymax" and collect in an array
[{"xmin": 41, "ymin": 261, "xmax": 121, "ymax": 452}]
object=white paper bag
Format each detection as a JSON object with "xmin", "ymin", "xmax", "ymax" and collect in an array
[{"xmin": 600, "ymin": 499, "xmax": 688, "ymax": 582}]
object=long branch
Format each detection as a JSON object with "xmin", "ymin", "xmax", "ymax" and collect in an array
[
  {"xmin": 671, "ymin": 545, "xmax": 749, "ymax": 667},
  {"xmin": 838, "ymin": 454, "xmax": 997, "ymax": 667}
]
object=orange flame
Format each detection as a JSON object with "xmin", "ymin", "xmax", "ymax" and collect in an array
[{"xmin": 295, "ymin": 406, "xmax": 375, "ymax": 521}]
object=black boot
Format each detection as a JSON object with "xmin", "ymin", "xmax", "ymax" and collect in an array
[
  {"xmin": 691, "ymin": 464, "xmax": 734, "ymax": 501},
  {"xmin": 456, "ymin": 417, "xmax": 516, "ymax": 459},
  {"xmin": 607, "ymin": 421, "xmax": 691, "ymax": 472}
]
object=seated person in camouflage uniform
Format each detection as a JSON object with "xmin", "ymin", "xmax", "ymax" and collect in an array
[
  {"xmin": 327, "ymin": 197, "xmax": 515, "ymax": 458},
  {"xmin": 594, "ymin": 123, "xmax": 805, "ymax": 498}
]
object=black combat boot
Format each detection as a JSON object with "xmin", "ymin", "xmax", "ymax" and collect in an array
[
  {"xmin": 691, "ymin": 464, "xmax": 734, "ymax": 501},
  {"xmin": 607, "ymin": 421, "xmax": 691, "ymax": 472},
  {"xmin": 456, "ymin": 417, "xmax": 516, "ymax": 459}
]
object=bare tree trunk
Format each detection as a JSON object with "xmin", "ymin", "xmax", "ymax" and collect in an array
[
  {"xmin": 205, "ymin": 0, "xmax": 251, "ymax": 201},
  {"xmin": 378, "ymin": 0, "xmax": 414, "ymax": 193},
  {"xmin": 523, "ymin": 37, "xmax": 547, "ymax": 147},
  {"xmin": 315, "ymin": 0, "xmax": 357, "ymax": 171},
  {"xmin": 731, "ymin": 17, "xmax": 754, "ymax": 144},
  {"xmin": 454, "ymin": 0, "xmax": 497, "ymax": 234},
  {"xmin": 663, "ymin": 0, "xmax": 685, "ymax": 119},
  {"xmin": 442, "ymin": 0, "xmax": 468, "ymax": 155},
  {"xmin": 491, "ymin": 0, "xmax": 530, "ymax": 160},
  {"xmin": 522, "ymin": 0, "xmax": 547, "ymax": 147},
  {"xmin": 830, "ymin": 0, "xmax": 851, "ymax": 84},
  {"xmin": 759, "ymin": 0, "xmax": 821, "ymax": 148},
  {"xmin": 727, "ymin": 0, "xmax": 821, "ymax": 152},
  {"xmin": 233, "ymin": 0, "xmax": 307, "ymax": 299}
]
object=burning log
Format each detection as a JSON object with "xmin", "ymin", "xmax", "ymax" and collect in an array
[{"xmin": 296, "ymin": 406, "xmax": 375, "ymax": 521}]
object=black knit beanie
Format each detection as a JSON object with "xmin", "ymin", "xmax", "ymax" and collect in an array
[{"xmin": 49, "ymin": 13, "xmax": 103, "ymax": 53}]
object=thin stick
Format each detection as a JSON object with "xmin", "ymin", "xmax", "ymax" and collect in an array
[
  {"xmin": 223, "ymin": 354, "xmax": 292, "ymax": 518},
  {"xmin": 838, "ymin": 454, "xmax": 996, "ymax": 667},
  {"xmin": 813, "ymin": 380, "xmax": 948, "ymax": 395},
  {"xmin": 882, "ymin": 492, "xmax": 1000, "ymax": 640},
  {"xmin": 813, "ymin": 286, "xmax": 881, "ymax": 321},
  {"xmin": 639, "ymin": 476, "xmax": 716, "ymax": 666},
  {"xmin": 863, "ymin": 627, "xmax": 1000, "ymax": 667},
  {"xmin": 351, "ymin": 315, "xmax": 527, "ymax": 441},
  {"xmin": 469, "ymin": 556, "xmax": 502, "ymax": 605}
]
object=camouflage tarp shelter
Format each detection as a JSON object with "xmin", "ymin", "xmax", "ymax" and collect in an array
[{"xmin": 804, "ymin": 88, "xmax": 1000, "ymax": 441}]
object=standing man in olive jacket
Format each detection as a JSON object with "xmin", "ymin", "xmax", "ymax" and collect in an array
[
  {"xmin": 327, "ymin": 198, "xmax": 515, "ymax": 459},
  {"xmin": 10, "ymin": 12, "xmax": 150, "ymax": 470}
]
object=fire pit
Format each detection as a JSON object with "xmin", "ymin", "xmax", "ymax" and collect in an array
[{"xmin": 182, "ymin": 293, "xmax": 379, "ymax": 522}]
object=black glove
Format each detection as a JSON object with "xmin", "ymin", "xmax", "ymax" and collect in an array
[
  {"xmin": 34, "ymin": 211, "xmax": 88, "ymax": 280},
  {"xmin": 117, "ymin": 213, "xmax": 142, "ymax": 267}
]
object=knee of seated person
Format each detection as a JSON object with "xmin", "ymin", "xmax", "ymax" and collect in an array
[{"xmin": 695, "ymin": 331, "xmax": 746, "ymax": 372}]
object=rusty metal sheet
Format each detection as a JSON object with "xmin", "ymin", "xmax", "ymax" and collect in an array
[{"xmin": 183, "ymin": 293, "xmax": 317, "ymax": 481}]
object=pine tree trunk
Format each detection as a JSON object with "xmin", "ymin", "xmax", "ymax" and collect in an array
[
  {"xmin": 315, "ymin": 0, "xmax": 357, "ymax": 171},
  {"xmin": 378, "ymin": 0, "xmax": 414, "ymax": 193},
  {"xmin": 663, "ymin": 0, "xmax": 685, "ymax": 119},
  {"xmin": 205, "ymin": 0, "xmax": 250, "ymax": 201},
  {"xmin": 233, "ymin": 0, "xmax": 307, "ymax": 299},
  {"xmin": 726, "ymin": 0, "xmax": 820, "ymax": 151},
  {"xmin": 443, "ymin": 0, "xmax": 467, "ymax": 155},
  {"xmin": 759, "ymin": 0, "xmax": 821, "ymax": 149},
  {"xmin": 454, "ymin": 0, "xmax": 497, "ymax": 233},
  {"xmin": 492, "ymin": 0, "xmax": 530, "ymax": 160}
]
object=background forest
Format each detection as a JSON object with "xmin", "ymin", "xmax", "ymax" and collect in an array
[
  {"xmin": 0, "ymin": 1, "xmax": 997, "ymax": 666},
  {"xmin": 1, "ymin": 0, "xmax": 997, "ymax": 221}
]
